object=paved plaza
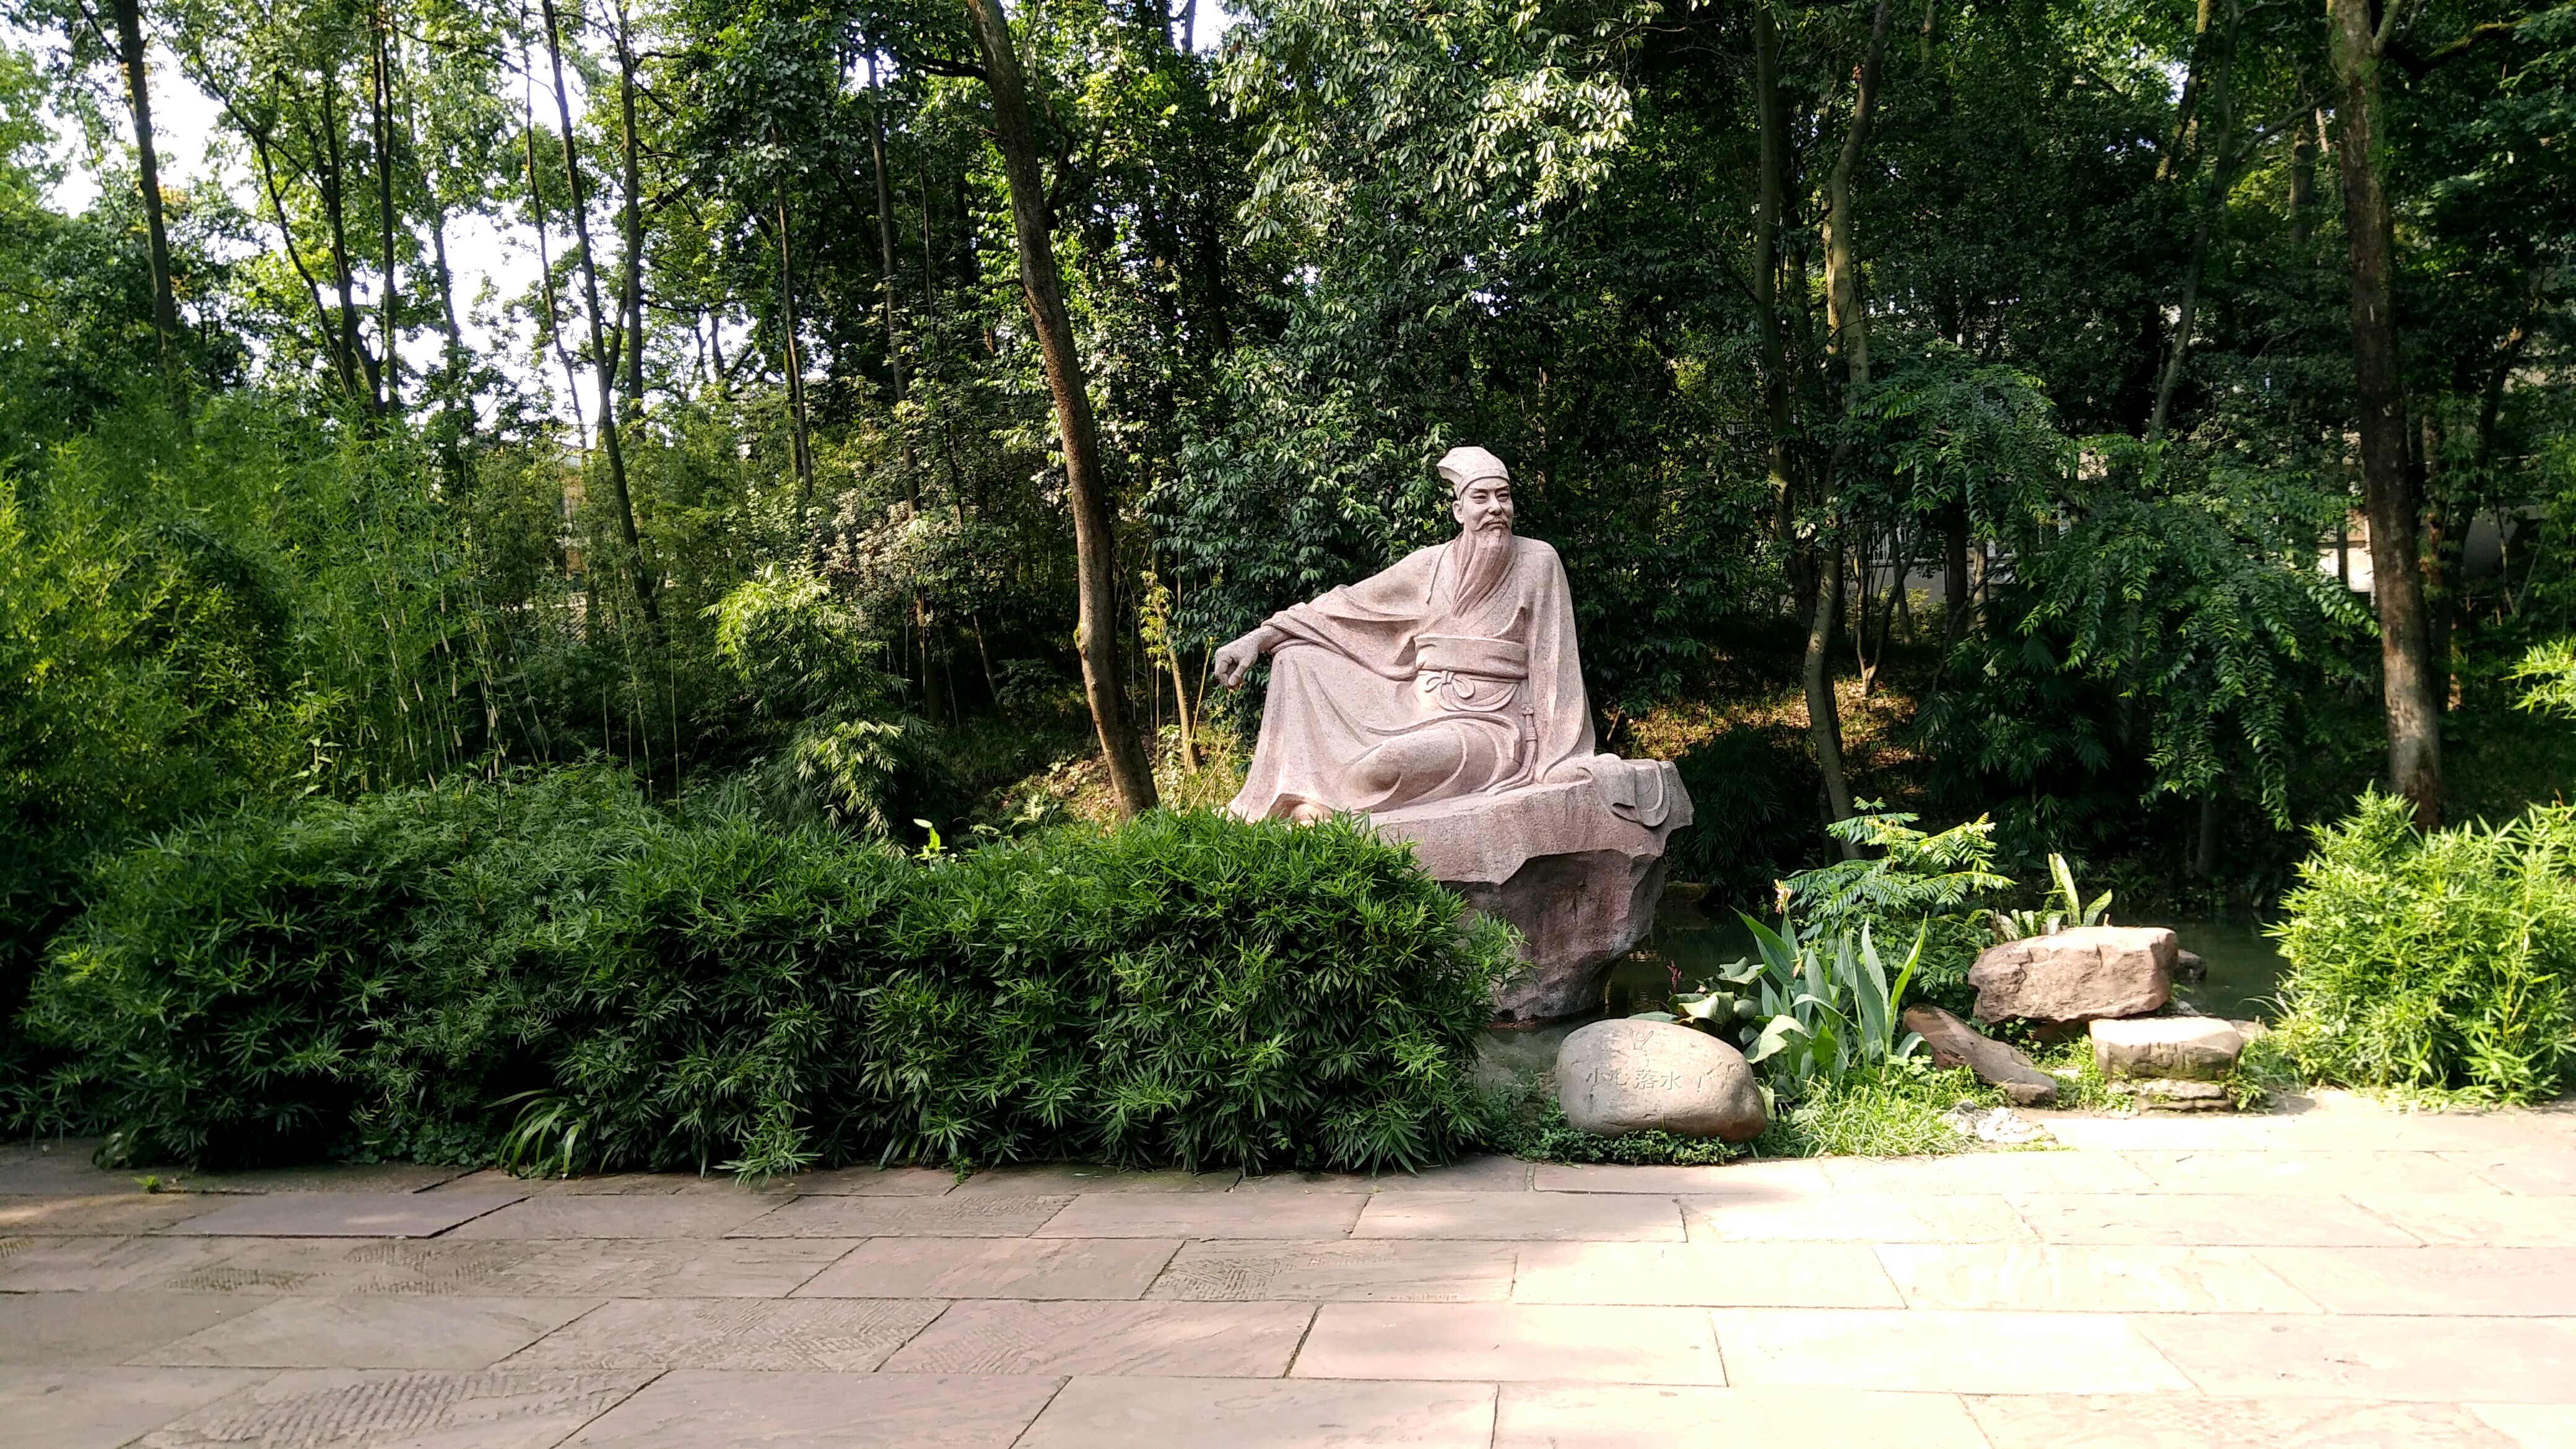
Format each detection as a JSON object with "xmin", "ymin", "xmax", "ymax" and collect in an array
[{"xmin": 4, "ymin": 1092, "xmax": 2574, "ymax": 1447}]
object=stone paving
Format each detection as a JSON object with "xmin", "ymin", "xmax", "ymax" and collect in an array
[{"xmin": 5, "ymin": 1092, "xmax": 2575, "ymax": 1447}]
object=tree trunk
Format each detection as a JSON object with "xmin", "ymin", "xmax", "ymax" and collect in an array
[
  {"xmin": 2331, "ymin": 0, "xmax": 2440, "ymax": 828},
  {"xmin": 867, "ymin": 54, "xmax": 907, "ymax": 416},
  {"xmin": 2159, "ymin": 0, "xmax": 2218, "ymax": 183},
  {"xmin": 1822, "ymin": 0, "xmax": 1892, "ymax": 389},
  {"xmin": 248, "ymin": 123, "xmax": 350, "ymax": 394},
  {"xmin": 616, "ymin": 1, "xmax": 646, "ymax": 422},
  {"xmin": 966, "ymin": 0, "xmax": 1157, "ymax": 816},
  {"xmin": 316, "ymin": 82, "xmax": 383, "ymax": 413},
  {"xmin": 773, "ymin": 168, "xmax": 816, "ymax": 508},
  {"xmin": 542, "ymin": 0, "xmax": 661, "ymax": 635},
  {"xmin": 1806, "ymin": 542, "xmax": 1858, "ymax": 855},
  {"xmin": 372, "ymin": 22, "xmax": 401, "ymax": 415},
  {"xmin": 110, "ymin": 0, "xmax": 180, "ymax": 347},
  {"xmin": 2150, "ymin": 0, "xmax": 2240, "ymax": 440}
]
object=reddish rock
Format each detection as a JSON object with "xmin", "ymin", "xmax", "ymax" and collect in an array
[
  {"xmin": 1902, "ymin": 1004, "xmax": 2060, "ymax": 1107},
  {"xmin": 1969, "ymin": 926, "xmax": 2177, "ymax": 1027}
]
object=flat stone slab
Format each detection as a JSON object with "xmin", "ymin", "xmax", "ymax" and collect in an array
[
  {"xmin": 727, "ymin": 1194, "xmax": 1068, "ymax": 1238},
  {"xmin": 155, "ymin": 1191, "xmax": 524, "ymax": 1238},
  {"xmin": 137, "ymin": 1367, "xmax": 653, "ymax": 1449},
  {"xmin": 559, "ymin": 1370, "xmax": 1058, "ymax": 1449},
  {"xmin": 0, "ymin": 1293, "xmax": 271, "ymax": 1365},
  {"xmin": 510, "ymin": 1297, "xmax": 943, "ymax": 1372},
  {"xmin": 132, "ymin": 1296, "xmax": 593, "ymax": 1370},
  {"xmin": 0, "ymin": 1367, "xmax": 268, "ymax": 1449},
  {"xmin": 1495, "ymin": 1385, "xmax": 1992, "ymax": 1449},
  {"xmin": 1294, "ymin": 1302, "xmax": 1724, "ymax": 1385},
  {"xmin": 881, "ymin": 1300, "xmax": 1314, "ymax": 1377},
  {"xmin": 1710, "ymin": 1307, "xmax": 2194, "ymax": 1394},
  {"xmin": 797, "ymin": 1237, "xmax": 1180, "ymax": 1300},
  {"xmin": 1020, "ymin": 1376, "xmax": 1498, "ymax": 1449},
  {"xmin": 1147, "ymin": 1239, "xmax": 1518, "ymax": 1303}
]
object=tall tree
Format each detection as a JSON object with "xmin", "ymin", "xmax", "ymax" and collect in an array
[
  {"xmin": 965, "ymin": 0, "xmax": 1156, "ymax": 817},
  {"xmin": 109, "ymin": 0, "xmax": 180, "ymax": 344},
  {"xmin": 2330, "ymin": 0, "xmax": 2441, "ymax": 827}
]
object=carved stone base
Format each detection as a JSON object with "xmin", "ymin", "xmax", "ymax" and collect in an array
[{"xmin": 1372, "ymin": 768, "xmax": 1692, "ymax": 1024}]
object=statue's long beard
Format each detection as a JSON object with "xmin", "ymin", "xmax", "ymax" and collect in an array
[{"xmin": 1447, "ymin": 522, "xmax": 1513, "ymax": 616}]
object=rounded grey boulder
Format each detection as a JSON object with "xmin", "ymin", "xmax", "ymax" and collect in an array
[{"xmin": 1554, "ymin": 1019, "xmax": 1767, "ymax": 1141}]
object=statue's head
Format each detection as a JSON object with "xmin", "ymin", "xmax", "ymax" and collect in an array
[{"xmin": 1438, "ymin": 446, "xmax": 1514, "ymax": 537}]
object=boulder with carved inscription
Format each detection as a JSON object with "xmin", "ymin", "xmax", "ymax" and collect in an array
[{"xmin": 1554, "ymin": 1017, "xmax": 1766, "ymax": 1141}]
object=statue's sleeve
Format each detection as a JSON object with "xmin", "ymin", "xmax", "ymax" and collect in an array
[
  {"xmin": 1523, "ymin": 543, "xmax": 1601, "ymax": 781},
  {"xmin": 1260, "ymin": 546, "xmax": 1442, "ymax": 681}
]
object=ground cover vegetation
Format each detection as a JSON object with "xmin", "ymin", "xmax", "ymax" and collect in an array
[{"xmin": 1, "ymin": 0, "xmax": 2570, "ymax": 1160}]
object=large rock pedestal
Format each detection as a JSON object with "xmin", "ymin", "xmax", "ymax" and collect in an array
[{"xmin": 1373, "ymin": 766, "xmax": 1692, "ymax": 1024}]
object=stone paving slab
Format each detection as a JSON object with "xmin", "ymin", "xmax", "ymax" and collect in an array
[
  {"xmin": 509, "ymin": 1297, "xmax": 946, "ymax": 1370},
  {"xmin": 0, "ymin": 1366, "xmax": 271, "ymax": 1449},
  {"xmin": 1037, "ymin": 1193, "xmax": 1363, "ymax": 1240},
  {"xmin": 557, "ymin": 1370, "xmax": 1060, "ymax": 1448},
  {"xmin": 0, "ymin": 1140, "xmax": 125, "ymax": 1195},
  {"xmin": 2005, "ymin": 1192, "xmax": 2424, "ymax": 1247},
  {"xmin": 2118, "ymin": 1148, "xmax": 2506, "ymax": 1195},
  {"xmin": 1819, "ymin": 1151, "xmax": 2157, "ymax": 1196},
  {"xmin": 130, "ymin": 1295, "xmax": 595, "ymax": 1369},
  {"xmin": 1964, "ymin": 1393, "xmax": 2526, "ymax": 1447},
  {"xmin": 1490, "ymin": 1385, "xmax": 1993, "ymax": 1448},
  {"xmin": 443, "ymin": 1194, "xmax": 783, "ymax": 1240},
  {"xmin": 0, "ymin": 1193, "xmax": 224, "ymax": 1235},
  {"xmin": 729, "ymin": 1193, "xmax": 1069, "ymax": 1238},
  {"xmin": 1147, "ymin": 1239, "xmax": 1517, "ymax": 1303},
  {"xmin": 160, "ymin": 1235, "xmax": 856, "ymax": 1298},
  {"xmin": 1682, "ymin": 1191, "xmax": 2034, "ymax": 1244},
  {"xmin": 1353, "ymin": 1190, "xmax": 1684, "ymax": 1241},
  {"xmin": 797, "ymin": 1236, "xmax": 1180, "ymax": 1300},
  {"xmin": 0, "ymin": 1233, "xmax": 239, "ymax": 1291},
  {"xmin": 1020, "ymin": 1375, "xmax": 1497, "ymax": 1448},
  {"xmin": 2349, "ymin": 1192, "xmax": 2576, "ymax": 1248},
  {"xmin": 1510, "ymin": 1241, "xmax": 1905, "ymax": 1307},
  {"xmin": 155, "ymin": 1191, "xmax": 524, "ymax": 1238},
  {"xmin": 1708, "ymin": 1307, "xmax": 2196, "ymax": 1395},
  {"xmin": 172, "ymin": 1163, "xmax": 472, "ymax": 1195},
  {"xmin": 953, "ymin": 1166, "xmax": 1240, "ymax": 1196},
  {"xmin": 2437, "ymin": 1151, "xmax": 2576, "ymax": 1195},
  {"xmin": 1528, "ymin": 1160, "xmax": 1835, "ymax": 1198},
  {"xmin": 2254, "ymin": 1246, "xmax": 2576, "ymax": 1316},
  {"xmin": 1295, "ymin": 1302, "xmax": 1725, "ymax": 1385},
  {"xmin": 1871, "ymin": 1244, "xmax": 2325, "ymax": 1314},
  {"xmin": 134, "ymin": 1367, "xmax": 653, "ymax": 1449},
  {"xmin": 1231, "ymin": 1156, "xmax": 1534, "ymax": 1194},
  {"xmin": 2135, "ymin": 1312, "xmax": 2576, "ymax": 1402},
  {"xmin": 881, "ymin": 1300, "xmax": 1314, "ymax": 1377},
  {"xmin": 0, "ymin": 1292, "xmax": 274, "ymax": 1364}
]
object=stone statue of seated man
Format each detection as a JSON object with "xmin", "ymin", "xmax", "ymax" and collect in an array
[
  {"xmin": 1212, "ymin": 443, "xmax": 1692, "ymax": 1020},
  {"xmin": 1213, "ymin": 444, "xmax": 1676, "ymax": 830}
]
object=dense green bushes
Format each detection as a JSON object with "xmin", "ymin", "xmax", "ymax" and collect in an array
[
  {"xmin": 2273, "ymin": 792, "xmax": 2576, "ymax": 1103},
  {"xmin": 22, "ymin": 770, "xmax": 1508, "ymax": 1175}
]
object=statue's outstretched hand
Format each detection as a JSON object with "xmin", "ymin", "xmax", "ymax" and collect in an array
[{"xmin": 1212, "ymin": 630, "xmax": 1267, "ymax": 689}]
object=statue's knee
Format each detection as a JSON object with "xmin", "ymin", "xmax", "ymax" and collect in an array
[{"xmin": 1352, "ymin": 747, "xmax": 1403, "ymax": 794}]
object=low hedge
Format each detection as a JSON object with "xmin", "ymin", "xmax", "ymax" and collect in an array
[{"xmin": 22, "ymin": 767, "xmax": 1510, "ymax": 1175}]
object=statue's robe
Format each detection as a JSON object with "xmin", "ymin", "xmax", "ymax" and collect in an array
[{"xmin": 1227, "ymin": 533, "xmax": 1603, "ymax": 820}]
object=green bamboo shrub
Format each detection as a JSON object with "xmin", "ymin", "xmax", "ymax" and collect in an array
[
  {"xmin": 25, "ymin": 772, "xmax": 1507, "ymax": 1175},
  {"xmin": 2271, "ymin": 791, "xmax": 2576, "ymax": 1103}
]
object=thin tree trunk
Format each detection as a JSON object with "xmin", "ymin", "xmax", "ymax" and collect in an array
[
  {"xmin": 966, "ymin": 0, "xmax": 1157, "ymax": 816},
  {"xmin": 542, "ymin": 0, "xmax": 661, "ymax": 635},
  {"xmin": 1941, "ymin": 503, "xmax": 1971, "ymax": 650},
  {"xmin": 1807, "ymin": 542, "xmax": 1858, "ymax": 853},
  {"xmin": 2159, "ymin": 0, "xmax": 2218, "ymax": 183},
  {"xmin": 110, "ymin": 0, "xmax": 179, "ymax": 346},
  {"xmin": 2151, "ymin": 0, "xmax": 2240, "ymax": 440},
  {"xmin": 2331, "ymin": 0, "xmax": 2440, "ymax": 827},
  {"xmin": 317, "ymin": 82, "xmax": 383, "ymax": 413},
  {"xmin": 1752, "ymin": 4, "xmax": 1797, "ymax": 550},
  {"xmin": 867, "ymin": 53, "xmax": 906, "ymax": 416},
  {"xmin": 1823, "ymin": 0, "xmax": 1892, "ymax": 388},
  {"xmin": 616, "ymin": 0, "xmax": 646, "ymax": 422},
  {"xmin": 773, "ymin": 171, "xmax": 816, "ymax": 509},
  {"xmin": 248, "ymin": 123, "xmax": 351, "ymax": 394},
  {"xmin": 2289, "ymin": 69, "xmax": 2318, "ymax": 250},
  {"xmin": 372, "ymin": 22, "xmax": 401, "ymax": 416},
  {"xmin": 524, "ymin": 106, "xmax": 586, "ymax": 440}
]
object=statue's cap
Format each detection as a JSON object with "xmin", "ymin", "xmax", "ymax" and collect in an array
[{"xmin": 1437, "ymin": 445, "xmax": 1510, "ymax": 495}]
